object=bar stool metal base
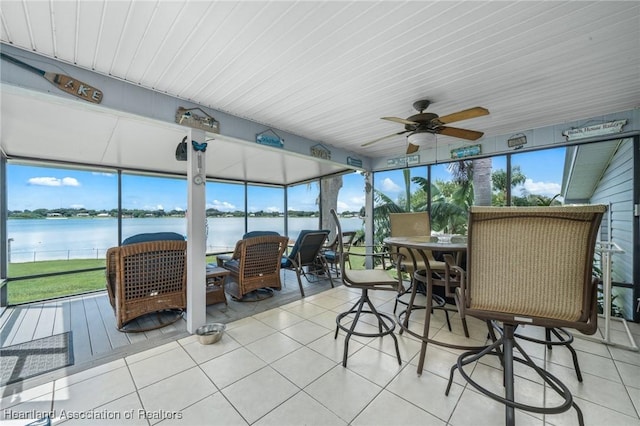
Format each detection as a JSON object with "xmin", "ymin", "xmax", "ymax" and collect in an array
[
  {"xmin": 514, "ymin": 326, "xmax": 583, "ymax": 382},
  {"xmin": 335, "ymin": 288, "xmax": 402, "ymax": 367},
  {"xmin": 445, "ymin": 322, "xmax": 585, "ymax": 426}
]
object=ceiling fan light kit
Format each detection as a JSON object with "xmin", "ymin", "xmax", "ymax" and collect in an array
[{"xmin": 407, "ymin": 131, "xmax": 436, "ymax": 146}]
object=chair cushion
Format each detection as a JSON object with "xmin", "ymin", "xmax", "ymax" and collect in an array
[
  {"xmin": 323, "ymin": 250, "xmax": 337, "ymax": 262},
  {"xmin": 282, "ymin": 229, "xmax": 330, "ymax": 268},
  {"xmin": 242, "ymin": 231, "xmax": 280, "ymax": 239},
  {"xmin": 122, "ymin": 232, "xmax": 185, "ymax": 245},
  {"xmin": 222, "ymin": 259, "xmax": 240, "ymax": 274},
  {"xmin": 345, "ymin": 269, "xmax": 399, "ymax": 287}
]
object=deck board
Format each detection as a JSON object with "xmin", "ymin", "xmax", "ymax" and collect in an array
[
  {"xmin": 69, "ymin": 297, "xmax": 92, "ymax": 363},
  {"xmin": 52, "ymin": 298, "xmax": 72, "ymax": 335},
  {"xmin": 10, "ymin": 302, "xmax": 43, "ymax": 345},
  {"xmin": 83, "ymin": 295, "xmax": 113, "ymax": 357},
  {"xmin": 32, "ymin": 301, "xmax": 57, "ymax": 340},
  {"xmin": 0, "ymin": 305, "xmax": 27, "ymax": 346},
  {"xmin": 95, "ymin": 294, "xmax": 131, "ymax": 349}
]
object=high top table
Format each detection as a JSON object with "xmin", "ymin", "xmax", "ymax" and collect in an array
[{"xmin": 383, "ymin": 236, "xmax": 485, "ymax": 374}]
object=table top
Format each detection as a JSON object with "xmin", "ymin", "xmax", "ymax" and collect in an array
[
  {"xmin": 383, "ymin": 236, "xmax": 467, "ymax": 251},
  {"xmin": 206, "ymin": 265, "xmax": 231, "ymax": 276}
]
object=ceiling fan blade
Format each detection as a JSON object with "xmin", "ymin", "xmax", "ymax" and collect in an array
[
  {"xmin": 437, "ymin": 107, "xmax": 489, "ymax": 124},
  {"xmin": 438, "ymin": 126, "xmax": 484, "ymax": 141},
  {"xmin": 382, "ymin": 116, "xmax": 418, "ymax": 125},
  {"xmin": 361, "ymin": 130, "xmax": 409, "ymax": 147},
  {"xmin": 406, "ymin": 143, "xmax": 420, "ymax": 154}
]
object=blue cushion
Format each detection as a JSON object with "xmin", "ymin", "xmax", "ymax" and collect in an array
[
  {"xmin": 122, "ymin": 232, "xmax": 185, "ymax": 245},
  {"xmin": 242, "ymin": 230, "xmax": 280, "ymax": 239},
  {"xmin": 282, "ymin": 229, "xmax": 329, "ymax": 268}
]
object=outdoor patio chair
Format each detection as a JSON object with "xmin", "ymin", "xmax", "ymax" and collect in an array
[
  {"xmin": 445, "ymin": 205, "xmax": 605, "ymax": 426},
  {"xmin": 323, "ymin": 231, "xmax": 357, "ymax": 276},
  {"xmin": 281, "ymin": 229, "xmax": 334, "ymax": 297},
  {"xmin": 216, "ymin": 230, "xmax": 281, "ymax": 266},
  {"xmin": 221, "ymin": 234, "xmax": 289, "ymax": 301},
  {"xmin": 389, "ymin": 212, "xmax": 451, "ymax": 321},
  {"xmin": 330, "ymin": 209, "xmax": 404, "ymax": 367},
  {"xmin": 106, "ymin": 232, "xmax": 187, "ymax": 332}
]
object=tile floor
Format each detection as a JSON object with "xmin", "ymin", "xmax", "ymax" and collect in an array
[{"xmin": 1, "ymin": 286, "xmax": 639, "ymax": 426}]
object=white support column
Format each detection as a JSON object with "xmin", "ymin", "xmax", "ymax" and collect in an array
[
  {"xmin": 186, "ymin": 129, "xmax": 207, "ymax": 334},
  {"xmin": 364, "ymin": 172, "xmax": 374, "ymax": 269}
]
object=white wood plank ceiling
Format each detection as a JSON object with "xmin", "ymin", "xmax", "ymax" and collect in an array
[{"xmin": 1, "ymin": 1, "xmax": 639, "ymax": 161}]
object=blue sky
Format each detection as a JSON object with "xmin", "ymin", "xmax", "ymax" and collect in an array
[
  {"xmin": 8, "ymin": 148, "xmax": 565, "ymax": 212},
  {"xmin": 374, "ymin": 147, "xmax": 566, "ymax": 201},
  {"xmin": 7, "ymin": 165, "xmax": 367, "ymax": 213}
]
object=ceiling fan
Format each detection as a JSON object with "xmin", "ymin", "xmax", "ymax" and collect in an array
[{"xmin": 362, "ymin": 100, "xmax": 489, "ymax": 154}]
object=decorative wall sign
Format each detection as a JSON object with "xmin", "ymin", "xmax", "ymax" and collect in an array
[
  {"xmin": 450, "ymin": 144, "xmax": 481, "ymax": 159},
  {"xmin": 562, "ymin": 119, "xmax": 627, "ymax": 141},
  {"xmin": 176, "ymin": 107, "xmax": 220, "ymax": 133},
  {"xmin": 507, "ymin": 134, "xmax": 527, "ymax": 148},
  {"xmin": 311, "ymin": 144, "xmax": 331, "ymax": 160},
  {"xmin": 387, "ymin": 155, "xmax": 420, "ymax": 167},
  {"xmin": 1, "ymin": 52, "xmax": 103, "ymax": 103},
  {"xmin": 256, "ymin": 129, "xmax": 284, "ymax": 148},
  {"xmin": 347, "ymin": 156, "xmax": 362, "ymax": 168}
]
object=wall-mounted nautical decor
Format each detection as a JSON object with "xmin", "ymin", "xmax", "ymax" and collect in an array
[
  {"xmin": 387, "ymin": 155, "xmax": 419, "ymax": 167},
  {"xmin": 1, "ymin": 52, "xmax": 103, "ymax": 103},
  {"xmin": 507, "ymin": 134, "xmax": 527, "ymax": 149},
  {"xmin": 311, "ymin": 144, "xmax": 331, "ymax": 160},
  {"xmin": 192, "ymin": 140, "xmax": 208, "ymax": 185},
  {"xmin": 256, "ymin": 129, "xmax": 284, "ymax": 148},
  {"xmin": 176, "ymin": 107, "xmax": 220, "ymax": 133},
  {"xmin": 450, "ymin": 144, "xmax": 481, "ymax": 159},
  {"xmin": 562, "ymin": 119, "xmax": 627, "ymax": 141},
  {"xmin": 347, "ymin": 156, "xmax": 363, "ymax": 168}
]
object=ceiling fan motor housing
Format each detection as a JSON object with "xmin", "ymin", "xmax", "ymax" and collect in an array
[{"xmin": 405, "ymin": 112, "xmax": 440, "ymax": 132}]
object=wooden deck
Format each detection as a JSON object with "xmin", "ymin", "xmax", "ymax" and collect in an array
[{"xmin": 0, "ymin": 270, "xmax": 337, "ymax": 371}]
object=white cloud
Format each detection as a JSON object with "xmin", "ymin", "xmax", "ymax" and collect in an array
[
  {"xmin": 70, "ymin": 204, "xmax": 85, "ymax": 209},
  {"xmin": 29, "ymin": 176, "xmax": 80, "ymax": 187},
  {"xmin": 265, "ymin": 206, "xmax": 281, "ymax": 213},
  {"xmin": 174, "ymin": 207, "xmax": 184, "ymax": 212},
  {"xmin": 156, "ymin": 205, "xmax": 164, "ymax": 211},
  {"xmin": 210, "ymin": 200, "xmax": 236, "ymax": 211},
  {"xmin": 381, "ymin": 178, "xmax": 401, "ymax": 192},
  {"xmin": 519, "ymin": 178, "xmax": 562, "ymax": 197}
]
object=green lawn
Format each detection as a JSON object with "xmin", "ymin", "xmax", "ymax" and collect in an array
[{"xmin": 6, "ymin": 250, "xmax": 375, "ymax": 306}]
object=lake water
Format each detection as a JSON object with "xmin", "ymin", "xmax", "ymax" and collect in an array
[{"xmin": 7, "ymin": 217, "xmax": 363, "ymax": 263}]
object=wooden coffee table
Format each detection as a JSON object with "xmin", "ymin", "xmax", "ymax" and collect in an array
[{"xmin": 206, "ymin": 265, "xmax": 230, "ymax": 305}]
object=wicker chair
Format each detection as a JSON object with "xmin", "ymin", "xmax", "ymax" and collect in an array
[
  {"xmin": 281, "ymin": 230, "xmax": 334, "ymax": 297},
  {"xmin": 330, "ymin": 209, "xmax": 405, "ymax": 367},
  {"xmin": 222, "ymin": 235, "xmax": 289, "ymax": 301},
  {"xmin": 445, "ymin": 205, "xmax": 605, "ymax": 426},
  {"xmin": 106, "ymin": 234, "xmax": 187, "ymax": 332}
]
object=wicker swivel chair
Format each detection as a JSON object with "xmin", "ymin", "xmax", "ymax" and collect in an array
[
  {"xmin": 222, "ymin": 234, "xmax": 289, "ymax": 301},
  {"xmin": 106, "ymin": 232, "xmax": 187, "ymax": 332},
  {"xmin": 281, "ymin": 230, "xmax": 334, "ymax": 297},
  {"xmin": 330, "ymin": 209, "xmax": 404, "ymax": 367},
  {"xmin": 445, "ymin": 205, "xmax": 605, "ymax": 426}
]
